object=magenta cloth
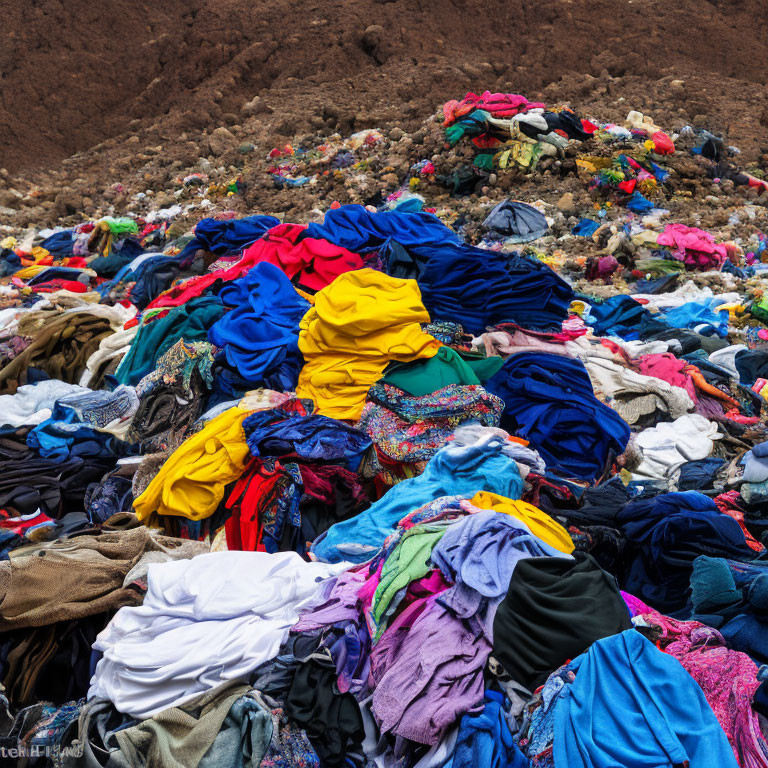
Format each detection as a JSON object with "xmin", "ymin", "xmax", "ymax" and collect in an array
[
  {"xmin": 621, "ymin": 591, "xmax": 651, "ymax": 617},
  {"xmin": 367, "ymin": 569, "xmax": 449, "ymax": 644},
  {"xmin": 640, "ymin": 607, "xmax": 768, "ymax": 768},
  {"xmin": 443, "ymin": 91, "xmax": 546, "ymax": 124},
  {"xmin": 657, "ymin": 224, "xmax": 728, "ymax": 270},
  {"xmin": 241, "ymin": 223, "xmax": 363, "ymax": 292},
  {"xmin": 637, "ymin": 353, "xmax": 698, "ymax": 403}
]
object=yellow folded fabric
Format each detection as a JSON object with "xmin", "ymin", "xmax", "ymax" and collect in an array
[
  {"xmin": 469, "ymin": 490, "xmax": 575, "ymax": 554},
  {"xmin": 296, "ymin": 268, "xmax": 441, "ymax": 420},
  {"xmin": 13, "ymin": 264, "xmax": 49, "ymax": 280},
  {"xmin": 133, "ymin": 407, "xmax": 251, "ymax": 522}
]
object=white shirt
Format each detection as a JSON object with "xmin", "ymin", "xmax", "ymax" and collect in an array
[{"xmin": 89, "ymin": 550, "xmax": 349, "ymax": 718}]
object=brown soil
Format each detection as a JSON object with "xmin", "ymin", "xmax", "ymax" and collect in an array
[{"xmin": 3, "ymin": 0, "xmax": 768, "ymax": 175}]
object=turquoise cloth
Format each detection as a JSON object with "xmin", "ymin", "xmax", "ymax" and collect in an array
[
  {"xmin": 311, "ymin": 433, "xmax": 524, "ymax": 564},
  {"xmin": 116, "ymin": 296, "xmax": 225, "ymax": 386},
  {"xmin": 554, "ymin": 630, "xmax": 738, "ymax": 768}
]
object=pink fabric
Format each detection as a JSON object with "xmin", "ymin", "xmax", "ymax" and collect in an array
[
  {"xmin": 637, "ymin": 352, "xmax": 698, "ymax": 403},
  {"xmin": 714, "ymin": 492, "xmax": 764, "ymax": 553},
  {"xmin": 621, "ymin": 591, "xmax": 651, "ymax": 617},
  {"xmin": 357, "ymin": 561, "xmax": 384, "ymax": 626},
  {"xmin": 479, "ymin": 322, "xmax": 585, "ymax": 358},
  {"xmin": 443, "ymin": 91, "xmax": 545, "ymax": 125},
  {"xmin": 640, "ymin": 607, "xmax": 768, "ymax": 768},
  {"xmin": 657, "ymin": 223, "xmax": 728, "ymax": 270}
]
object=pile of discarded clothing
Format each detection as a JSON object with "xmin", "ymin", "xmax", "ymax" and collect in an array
[{"xmin": 1, "ymin": 90, "xmax": 768, "ymax": 768}]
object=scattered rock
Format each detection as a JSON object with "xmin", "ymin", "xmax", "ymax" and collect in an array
[
  {"xmin": 0, "ymin": 189, "xmax": 23, "ymax": 209},
  {"xmin": 241, "ymin": 97, "xmax": 272, "ymax": 117},
  {"xmin": 207, "ymin": 127, "xmax": 237, "ymax": 156},
  {"xmin": 54, "ymin": 188, "xmax": 82, "ymax": 216},
  {"xmin": 557, "ymin": 192, "xmax": 577, "ymax": 216}
]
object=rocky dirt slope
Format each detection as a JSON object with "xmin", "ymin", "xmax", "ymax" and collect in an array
[{"xmin": 3, "ymin": 0, "xmax": 768, "ymax": 174}]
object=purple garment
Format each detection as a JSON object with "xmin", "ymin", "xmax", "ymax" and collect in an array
[
  {"xmin": 293, "ymin": 569, "xmax": 372, "ymax": 694},
  {"xmin": 367, "ymin": 512, "xmax": 575, "ymax": 745},
  {"xmin": 695, "ymin": 395, "xmax": 727, "ymax": 422},
  {"xmin": 293, "ymin": 569, "xmax": 367, "ymax": 632},
  {"xmin": 328, "ymin": 621, "xmax": 371, "ymax": 695},
  {"xmin": 371, "ymin": 599, "xmax": 489, "ymax": 745},
  {"xmin": 431, "ymin": 510, "xmax": 573, "ymax": 626}
]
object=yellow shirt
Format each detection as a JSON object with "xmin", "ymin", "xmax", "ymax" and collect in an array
[
  {"xmin": 469, "ymin": 491, "xmax": 574, "ymax": 554},
  {"xmin": 134, "ymin": 407, "xmax": 251, "ymax": 522},
  {"xmin": 296, "ymin": 269, "xmax": 441, "ymax": 420}
]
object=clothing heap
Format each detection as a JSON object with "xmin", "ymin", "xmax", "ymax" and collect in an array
[{"xmin": 2, "ymin": 92, "xmax": 768, "ymax": 768}]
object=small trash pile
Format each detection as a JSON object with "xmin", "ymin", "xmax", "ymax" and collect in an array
[{"xmin": 1, "ymin": 90, "xmax": 768, "ymax": 768}]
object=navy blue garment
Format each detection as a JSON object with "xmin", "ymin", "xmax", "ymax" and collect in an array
[
  {"xmin": 722, "ymin": 259, "xmax": 748, "ymax": 279},
  {"xmin": 243, "ymin": 408, "xmax": 371, "ymax": 471},
  {"xmin": 175, "ymin": 215, "xmax": 280, "ymax": 264},
  {"xmin": 26, "ymin": 389, "xmax": 139, "ymax": 461},
  {"xmin": 543, "ymin": 110, "xmax": 592, "ymax": 141},
  {"xmin": 754, "ymin": 678, "xmax": 768, "ymax": 719},
  {"xmin": 380, "ymin": 240, "xmax": 431, "ymax": 281},
  {"xmin": 89, "ymin": 237, "xmax": 145, "ymax": 277},
  {"xmin": 84, "ymin": 475, "xmax": 134, "ymax": 524},
  {"xmin": 208, "ymin": 262, "xmax": 309, "ymax": 390},
  {"xmin": 302, "ymin": 204, "xmax": 459, "ymax": 253},
  {"xmin": 129, "ymin": 256, "xmax": 182, "ymax": 309},
  {"xmin": 446, "ymin": 689, "xmax": 527, "ymax": 768},
  {"xmin": 485, "ymin": 352, "xmax": 630, "ymax": 480},
  {"xmin": 27, "ymin": 267, "xmax": 89, "ymax": 286},
  {"xmin": 735, "ymin": 347, "xmax": 768, "ymax": 386},
  {"xmin": 617, "ymin": 491, "xmax": 756, "ymax": 613},
  {"xmin": 634, "ymin": 274, "xmax": 678, "ymax": 294},
  {"xmin": 386, "ymin": 242, "xmax": 572, "ymax": 334},
  {"xmin": 0, "ymin": 529, "xmax": 23, "ymax": 561},
  {"xmin": 96, "ymin": 253, "xmax": 167, "ymax": 300},
  {"xmin": 587, "ymin": 294, "xmax": 670, "ymax": 339},
  {"xmin": 720, "ymin": 613, "xmax": 768, "ymax": 665},
  {"xmin": 208, "ymin": 366, "xmax": 259, "ymax": 405},
  {"xmin": 677, "ymin": 458, "xmax": 725, "ymax": 492},
  {"xmin": 40, "ymin": 230, "xmax": 75, "ymax": 257},
  {"xmin": 27, "ymin": 421, "xmax": 118, "ymax": 461},
  {"xmin": 0, "ymin": 249, "xmax": 21, "ymax": 277},
  {"xmin": 690, "ymin": 556, "xmax": 768, "ymax": 664}
]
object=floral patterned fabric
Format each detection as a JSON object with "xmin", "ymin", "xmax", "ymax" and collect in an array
[
  {"xmin": 259, "ymin": 706, "xmax": 321, "ymax": 768},
  {"xmin": 358, "ymin": 382, "xmax": 503, "ymax": 463}
]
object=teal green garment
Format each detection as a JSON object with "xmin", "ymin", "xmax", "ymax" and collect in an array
[
  {"xmin": 383, "ymin": 346, "xmax": 504, "ymax": 397},
  {"xmin": 473, "ymin": 154, "xmax": 495, "ymax": 170},
  {"xmin": 444, "ymin": 110, "xmax": 491, "ymax": 146},
  {"xmin": 371, "ymin": 523, "xmax": 447, "ymax": 634},
  {"xmin": 116, "ymin": 296, "xmax": 226, "ymax": 386}
]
